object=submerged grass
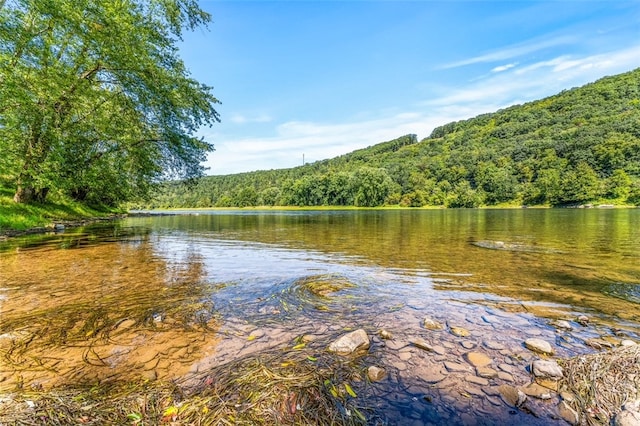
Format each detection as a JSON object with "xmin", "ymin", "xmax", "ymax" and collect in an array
[
  {"xmin": 1, "ymin": 347, "xmax": 374, "ymax": 425},
  {"xmin": 560, "ymin": 344, "xmax": 640, "ymax": 425}
]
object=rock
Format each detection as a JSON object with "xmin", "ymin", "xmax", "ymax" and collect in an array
[
  {"xmin": 522, "ymin": 383, "xmax": 553, "ymax": 400},
  {"xmin": 585, "ymin": 338, "xmax": 613, "ymax": 350},
  {"xmin": 498, "ymin": 384, "xmax": 527, "ymax": 407},
  {"xmin": 423, "ymin": 316, "xmax": 443, "ymax": 330},
  {"xmin": 465, "ymin": 375, "xmax": 489, "ymax": 386},
  {"xmin": 450, "ymin": 326, "xmax": 470, "ymax": 337},
  {"xmin": 367, "ymin": 366, "xmax": 386, "ymax": 382},
  {"xmin": 328, "ymin": 329, "xmax": 370, "ymax": 355},
  {"xmin": 524, "ymin": 338, "xmax": 554, "ymax": 355},
  {"xmin": 483, "ymin": 340, "xmax": 506, "ymax": 350},
  {"xmin": 497, "ymin": 372, "xmax": 515, "ymax": 382},
  {"xmin": 476, "ymin": 367, "xmax": 498, "ymax": 378},
  {"xmin": 443, "ymin": 361, "xmax": 469, "ymax": 372},
  {"xmin": 411, "ymin": 338, "xmax": 434, "ymax": 352},
  {"xmin": 422, "ymin": 369, "xmax": 447, "ymax": 383},
  {"xmin": 378, "ymin": 329, "xmax": 393, "ymax": 340},
  {"xmin": 577, "ymin": 315, "xmax": 589, "ymax": 326},
  {"xmin": 621, "ymin": 340, "xmax": 637, "ymax": 347},
  {"xmin": 461, "ymin": 341, "xmax": 476, "ymax": 349},
  {"xmin": 465, "ymin": 352, "xmax": 492, "ymax": 368},
  {"xmin": 531, "ymin": 359, "xmax": 563, "ymax": 379},
  {"xmin": 558, "ymin": 401, "xmax": 579, "ymax": 425},
  {"xmin": 614, "ymin": 410, "xmax": 640, "ymax": 426},
  {"xmin": 551, "ymin": 320, "xmax": 573, "ymax": 330}
]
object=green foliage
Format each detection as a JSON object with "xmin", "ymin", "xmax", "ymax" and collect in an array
[
  {"xmin": 0, "ymin": 0, "xmax": 219, "ymax": 206},
  {"xmin": 149, "ymin": 68, "xmax": 640, "ymax": 208}
]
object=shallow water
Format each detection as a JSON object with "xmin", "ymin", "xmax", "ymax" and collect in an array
[{"xmin": 1, "ymin": 209, "xmax": 639, "ymax": 424}]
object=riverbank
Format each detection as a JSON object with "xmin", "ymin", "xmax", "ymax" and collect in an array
[{"xmin": 0, "ymin": 186, "xmax": 124, "ymax": 238}]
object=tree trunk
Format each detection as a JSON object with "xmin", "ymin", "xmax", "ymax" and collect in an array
[{"xmin": 13, "ymin": 185, "xmax": 49, "ymax": 203}]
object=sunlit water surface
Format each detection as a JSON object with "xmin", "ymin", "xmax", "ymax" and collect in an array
[{"xmin": 1, "ymin": 209, "xmax": 639, "ymax": 424}]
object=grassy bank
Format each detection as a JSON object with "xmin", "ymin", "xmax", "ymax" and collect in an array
[{"xmin": 0, "ymin": 185, "xmax": 122, "ymax": 232}]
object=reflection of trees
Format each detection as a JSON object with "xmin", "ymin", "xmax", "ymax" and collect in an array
[
  {"xmin": 146, "ymin": 210, "xmax": 640, "ymax": 321},
  {"xmin": 0, "ymin": 228, "xmax": 216, "ymax": 388}
]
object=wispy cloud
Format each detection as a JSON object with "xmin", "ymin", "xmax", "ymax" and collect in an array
[
  {"xmin": 205, "ymin": 44, "xmax": 640, "ymax": 176},
  {"xmin": 229, "ymin": 113, "xmax": 273, "ymax": 124},
  {"xmin": 491, "ymin": 63, "xmax": 518, "ymax": 73},
  {"xmin": 441, "ymin": 36, "xmax": 575, "ymax": 69}
]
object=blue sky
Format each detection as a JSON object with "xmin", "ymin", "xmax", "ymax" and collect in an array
[{"xmin": 178, "ymin": 1, "xmax": 640, "ymax": 175}]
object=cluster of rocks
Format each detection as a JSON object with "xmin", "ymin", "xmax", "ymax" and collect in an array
[{"xmin": 323, "ymin": 315, "xmax": 639, "ymax": 425}]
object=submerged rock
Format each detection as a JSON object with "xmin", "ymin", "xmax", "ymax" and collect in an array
[
  {"xmin": 531, "ymin": 359, "xmax": 563, "ymax": 379},
  {"xmin": 558, "ymin": 401, "xmax": 580, "ymax": 425},
  {"xmin": 464, "ymin": 352, "xmax": 492, "ymax": 368},
  {"xmin": 328, "ymin": 329, "xmax": 370, "ymax": 355},
  {"xmin": 498, "ymin": 384, "xmax": 527, "ymax": 407},
  {"xmin": 367, "ymin": 366, "xmax": 386, "ymax": 382},
  {"xmin": 524, "ymin": 338, "xmax": 554, "ymax": 355},
  {"xmin": 450, "ymin": 326, "xmax": 470, "ymax": 337},
  {"xmin": 423, "ymin": 316, "xmax": 443, "ymax": 330}
]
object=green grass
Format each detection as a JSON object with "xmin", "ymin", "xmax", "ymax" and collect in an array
[{"xmin": 0, "ymin": 185, "xmax": 122, "ymax": 232}]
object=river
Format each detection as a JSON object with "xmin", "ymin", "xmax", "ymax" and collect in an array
[{"xmin": 1, "ymin": 208, "xmax": 639, "ymax": 424}]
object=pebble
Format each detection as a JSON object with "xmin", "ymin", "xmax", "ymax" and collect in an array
[
  {"xmin": 423, "ymin": 316, "xmax": 443, "ymax": 330},
  {"xmin": 498, "ymin": 384, "xmax": 527, "ymax": 407},
  {"xmin": 450, "ymin": 326, "xmax": 470, "ymax": 337},
  {"xmin": 476, "ymin": 367, "xmax": 498, "ymax": 378},
  {"xmin": 558, "ymin": 400, "xmax": 580, "ymax": 425},
  {"xmin": 464, "ymin": 352, "xmax": 492, "ymax": 368},
  {"xmin": 421, "ymin": 369, "xmax": 447, "ymax": 384},
  {"xmin": 465, "ymin": 375, "xmax": 489, "ymax": 386},
  {"xmin": 551, "ymin": 320, "xmax": 573, "ymax": 330},
  {"xmin": 411, "ymin": 338, "xmax": 434, "ymax": 352},
  {"xmin": 621, "ymin": 340, "xmax": 637, "ymax": 347},
  {"xmin": 483, "ymin": 340, "xmax": 505, "ymax": 350},
  {"xmin": 524, "ymin": 338, "xmax": 555, "ymax": 355},
  {"xmin": 497, "ymin": 371, "xmax": 515, "ymax": 382},
  {"xmin": 443, "ymin": 361, "xmax": 469, "ymax": 372},
  {"xmin": 522, "ymin": 383, "xmax": 553, "ymax": 400},
  {"xmin": 531, "ymin": 359, "xmax": 563, "ymax": 379},
  {"xmin": 460, "ymin": 341, "xmax": 476, "ymax": 349},
  {"xmin": 367, "ymin": 366, "xmax": 386, "ymax": 382},
  {"xmin": 328, "ymin": 329, "xmax": 370, "ymax": 355}
]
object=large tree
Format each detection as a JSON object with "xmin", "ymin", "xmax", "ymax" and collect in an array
[{"xmin": 0, "ymin": 0, "xmax": 219, "ymax": 205}]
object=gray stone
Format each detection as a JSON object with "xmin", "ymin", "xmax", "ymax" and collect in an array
[
  {"xmin": 328, "ymin": 329, "xmax": 370, "ymax": 355},
  {"xmin": 524, "ymin": 338, "xmax": 554, "ymax": 355},
  {"xmin": 497, "ymin": 371, "xmax": 515, "ymax": 382},
  {"xmin": 378, "ymin": 329, "xmax": 393, "ymax": 340},
  {"xmin": 558, "ymin": 401, "xmax": 579, "ymax": 425},
  {"xmin": 461, "ymin": 341, "xmax": 476, "ymax": 349},
  {"xmin": 531, "ymin": 359, "xmax": 563, "ymax": 379},
  {"xmin": 621, "ymin": 339, "xmax": 637, "ymax": 347}
]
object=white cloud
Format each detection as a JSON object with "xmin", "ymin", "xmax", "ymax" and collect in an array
[
  {"xmin": 491, "ymin": 63, "xmax": 518, "ymax": 73},
  {"xmin": 229, "ymin": 113, "xmax": 273, "ymax": 124},
  {"xmin": 205, "ymin": 44, "xmax": 640, "ymax": 176},
  {"xmin": 441, "ymin": 36, "xmax": 575, "ymax": 69}
]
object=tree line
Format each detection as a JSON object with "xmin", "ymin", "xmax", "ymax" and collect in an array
[{"xmin": 148, "ymin": 68, "xmax": 640, "ymax": 208}]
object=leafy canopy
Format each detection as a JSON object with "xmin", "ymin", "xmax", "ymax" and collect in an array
[{"xmin": 0, "ymin": 0, "xmax": 219, "ymax": 205}]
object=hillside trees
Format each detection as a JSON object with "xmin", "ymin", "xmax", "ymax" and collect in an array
[
  {"xmin": 147, "ymin": 69, "xmax": 640, "ymax": 209},
  {"xmin": 0, "ymin": 0, "xmax": 219, "ymax": 205}
]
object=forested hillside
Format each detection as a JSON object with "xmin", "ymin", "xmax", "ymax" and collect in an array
[{"xmin": 148, "ymin": 68, "xmax": 640, "ymax": 208}]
